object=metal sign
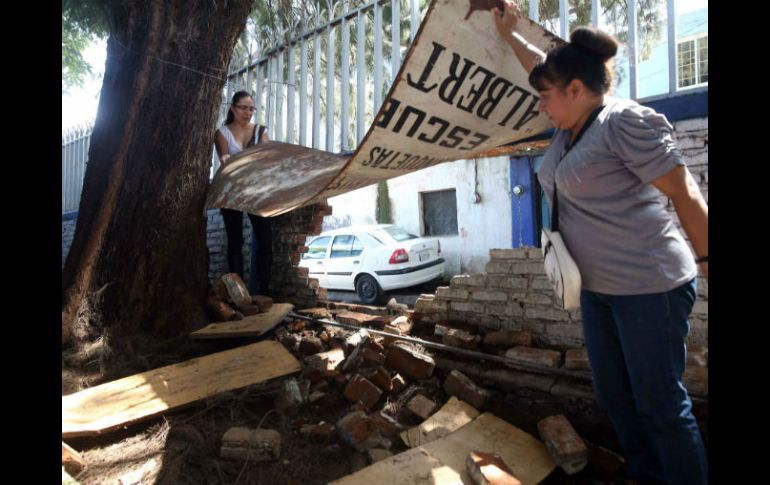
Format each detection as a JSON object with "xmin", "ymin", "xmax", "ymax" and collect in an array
[{"xmin": 206, "ymin": 0, "xmax": 563, "ymax": 216}]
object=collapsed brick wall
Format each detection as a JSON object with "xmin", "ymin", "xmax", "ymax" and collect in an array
[
  {"xmin": 416, "ymin": 247, "xmax": 708, "ymax": 349},
  {"xmin": 269, "ymin": 202, "xmax": 331, "ymax": 308},
  {"xmin": 62, "ymin": 203, "xmax": 333, "ymax": 309}
]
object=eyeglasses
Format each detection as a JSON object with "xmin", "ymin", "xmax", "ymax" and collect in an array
[{"xmin": 234, "ymin": 105, "xmax": 257, "ymax": 112}]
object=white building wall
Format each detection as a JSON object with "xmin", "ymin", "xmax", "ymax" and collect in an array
[
  {"xmin": 326, "ymin": 156, "xmax": 514, "ymax": 276},
  {"xmin": 325, "ymin": 184, "xmax": 378, "ymax": 230}
]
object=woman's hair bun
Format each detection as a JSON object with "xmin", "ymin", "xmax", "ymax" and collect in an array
[{"xmin": 570, "ymin": 27, "xmax": 618, "ymax": 63}]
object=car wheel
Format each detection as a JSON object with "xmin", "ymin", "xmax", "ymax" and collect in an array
[{"xmin": 355, "ymin": 274, "xmax": 384, "ymax": 305}]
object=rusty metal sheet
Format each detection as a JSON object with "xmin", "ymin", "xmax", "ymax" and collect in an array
[
  {"xmin": 206, "ymin": 142, "xmax": 348, "ymax": 216},
  {"xmin": 206, "ymin": 0, "xmax": 564, "ymax": 216}
]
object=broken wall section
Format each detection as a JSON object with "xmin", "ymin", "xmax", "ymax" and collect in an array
[
  {"xmin": 269, "ymin": 202, "xmax": 332, "ymax": 308},
  {"xmin": 414, "ymin": 248, "xmax": 708, "ymax": 349}
]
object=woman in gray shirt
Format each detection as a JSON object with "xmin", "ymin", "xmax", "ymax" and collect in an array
[{"xmin": 493, "ymin": 2, "xmax": 708, "ymax": 484}]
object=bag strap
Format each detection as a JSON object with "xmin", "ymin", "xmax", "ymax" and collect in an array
[
  {"xmin": 257, "ymin": 124, "xmax": 266, "ymax": 143},
  {"xmin": 552, "ymin": 104, "xmax": 605, "ymax": 232}
]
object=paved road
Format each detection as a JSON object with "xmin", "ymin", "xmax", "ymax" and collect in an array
[{"xmin": 326, "ymin": 280, "xmax": 446, "ymax": 308}]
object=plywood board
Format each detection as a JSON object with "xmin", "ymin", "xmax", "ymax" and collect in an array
[
  {"xmin": 401, "ymin": 396, "xmax": 480, "ymax": 447},
  {"xmin": 332, "ymin": 412, "xmax": 556, "ymax": 485},
  {"xmin": 62, "ymin": 340, "xmax": 300, "ymax": 438},
  {"xmin": 189, "ymin": 303, "xmax": 293, "ymax": 339}
]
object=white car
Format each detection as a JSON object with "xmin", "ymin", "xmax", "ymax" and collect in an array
[{"xmin": 299, "ymin": 224, "xmax": 446, "ymax": 304}]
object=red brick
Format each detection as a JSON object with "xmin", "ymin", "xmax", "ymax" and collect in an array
[
  {"xmin": 62, "ymin": 442, "xmax": 86, "ymax": 476},
  {"xmin": 466, "ymin": 450, "xmax": 521, "ymax": 485},
  {"xmin": 370, "ymin": 411, "xmax": 403, "ymax": 439},
  {"xmin": 362, "ymin": 347, "xmax": 386, "ymax": 366},
  {"xmin": 214, "ymin": 280, "xmax": 230, "ymax": 301},
  {"xmin": 505, "ymin": 346, "xmax": 562, "ymax": 368},
  {"xmin": 537, "ymin": 415, "xmax": 588, "ymax": 475},
  {"xmin": 302, "ymin": 422, "xmax": 335, "ymax": 443},
  {"xmin": 298, "ymin": 307, "xmax": 332, "ymax": 320},
  {"xmin": 205, "ymin": 292, "xmax": 236, "ymax": 321},
  {"xmin": 381, "ymin": 325, "xmax": 403, "ymax": 347},
  {"xmin": 391, "ymin": 374, "xmax": 406, "ymax": 394},
  {"xmin": 366, "ymin": 339, "xmax": 386, "ymax": 353},
  {"xmin": 252, "ymin": 295, "xmax": 273, "ymax": 312},
  {"xmin": 290, "ymin": 252, "xmax": 301, "ymax": 266},
  {"xmin": 406, "ymin": 394, "xmax": 437, "ymax": 419},
  {"xmin": 221, "ymin": 273, "xmax": 252, "ymax": 310},
  {"xmin": 303, "ymin": 348, "xmax": 345, "ymax": 371},
  {"xmin": 336, "ymin": 310, "xmax": 381, "ymax": 326},
  {"xmin": 298, "ymin": 336, "xmax": 325, "ymax": 356},
  {"xmin": 564, "ymin": 348, "xmax": 591, "ymax": 371},
  {"xmin": 323, "ymin": 369, "xmax": 349, "ymax": 388},
  {"xmin": 443, "ymin": 369, "xmax": 490, "ymax": 410},
  {"xmin": 687, "ymin": 346, "xmax": 708, "ymax": 367},
  {"xmin": 442, "ymin": 329, "xmax": 481, "ymax": 350},
  {"xmin": 297, "ymin": 266, "xmax": 310, "ymax": 277},
  {"xmin": 342, "ymin": 337, "xmax": 370, "ymax": 372},
  {"xmin": 240, "ymin": 304, "xmax": 260, "ymax": 316},
  {"xmin": 344, "ymin": 375, "xmax": 383, "ymax": 408},
  {"xmin": 684, "ymin": 366, "xmax": 708, "ymax": 396},
  {"xmin": 483, "ymin": 329, "xmax": 533, "ymax": 348},
  {"xmin": 367, "ymin": 366, "xmax": 393, "ymax": 392},
  {"xmin": 389, "ymin": 316, "xmax": 413, "ymax": 334},
  {"xmin": 336, "ymin": 411, "xmax": 375, "ymax": 447},
  {"xmin": 385, "ymin": 344, "xmax": 435, "ymax": 379}
]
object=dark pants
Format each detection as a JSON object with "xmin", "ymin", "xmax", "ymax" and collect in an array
[
  {"xmin": 580, "ymin": 279, "xmax": 707, "ymax": 485},
  {"xmin": 221, "ymin": 208, "xmax": 273, "ymax": 295}
]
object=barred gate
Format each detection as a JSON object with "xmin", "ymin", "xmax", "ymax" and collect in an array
[
  {"xmin": 62, "ymin": 0, "xmax": 705, "ymax": 213},
  {"xmin": 61, "ymin": 125, "xmax": 92, "ymax": 214}
]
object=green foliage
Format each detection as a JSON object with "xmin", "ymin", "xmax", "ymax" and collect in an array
[
  {"xmin": 375, "ymin": 181, "xmax": 392, "ymax": 224},
  {"xmin": 61, "ymin": 0, "xmax": 111, "ymax": 94}
]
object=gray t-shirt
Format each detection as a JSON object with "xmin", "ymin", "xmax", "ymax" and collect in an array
[{"xmin": 537, "ymin": 97, "xmax": 697, "ymax": 295}]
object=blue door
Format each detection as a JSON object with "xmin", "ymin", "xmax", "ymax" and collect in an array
[{"xmin": 509, "ymin": 157, "xmax": 538, "ymax": 247}]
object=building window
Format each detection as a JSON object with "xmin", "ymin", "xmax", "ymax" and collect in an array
[
  {"xmin": 421, "ymin": 189, "xmax": 458, "ymax": 236},
  {"xmin": 678, "ymin": 35, "xmax": 708, "ymax": 88}
]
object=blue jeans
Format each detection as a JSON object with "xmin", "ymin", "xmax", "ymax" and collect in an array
[{"xmin": 580, "ymin": 279, "xmax": 707, "ymax": 485}]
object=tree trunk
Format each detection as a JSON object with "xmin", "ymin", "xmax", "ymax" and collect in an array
[{"xmin": 62, "ymin": 0, "xmax": 253, "ymax": 347}]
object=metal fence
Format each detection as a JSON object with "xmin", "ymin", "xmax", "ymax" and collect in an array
[
  {"xmin": 62, "ymin": 125, "xmax": 92, "ymax": 214},
  {"xmin": 62, "ymin": 0, "xmax": 705, "ymax": 214}
]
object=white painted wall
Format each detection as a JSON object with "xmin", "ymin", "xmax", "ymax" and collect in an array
[
  {"xmin": 326, "ymin": 156, "xmax": 514, "ymax": 276},
  {"xmin": 324, "ymin": 184, "xmax": 378, "ymax": 230}
]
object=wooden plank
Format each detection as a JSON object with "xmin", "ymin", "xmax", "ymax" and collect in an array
[
  {"xmin": 332, "ymin": 412, "xmax": 556, "ymax": 485},
  {"xmin": 400, "ymin": 396, "xmax": 480, "ymax": 448},
  {"xmin": 62, "ymin": 340, "xmax": 300, "ymax": 438},
  {"xmin": 189, "ymin": 303, "xmax": 293, "ymax": 339}
]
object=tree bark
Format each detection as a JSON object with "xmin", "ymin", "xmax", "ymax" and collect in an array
[{"xmin": 62, "ymin": 0, "xmax": 253, "ymax": 346}]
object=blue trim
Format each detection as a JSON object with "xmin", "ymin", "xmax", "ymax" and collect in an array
[
  {"xmin": 375, "ymin": 258, "xmax": 445, "ymax": 276},
  {"xmin": 62, "ymin": 211, "xmax": 78, "ymax": 221},
  {"xmin": 641, "ymin": 91, "xmax": 708, "ymax": 122},
  {"xmin": 510, "ymin": 157, "xmax": 538, "ymax": 247}
]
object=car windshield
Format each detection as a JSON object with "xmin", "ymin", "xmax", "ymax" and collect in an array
[{"xmin": 381, "ymin": 225, "xmax": 418, "ymax": 242}]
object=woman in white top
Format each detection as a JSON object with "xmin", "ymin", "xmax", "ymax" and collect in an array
[
  {"xmin": 493, "ymin": 2, "xmax": 708, "ymax": 484},
  {"xmin": 214, "ymin": 91, "xmax": 272, "ymax": 294}
]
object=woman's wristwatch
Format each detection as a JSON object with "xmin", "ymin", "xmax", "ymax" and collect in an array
[{"xmin": 695, "ymin": 255, "xmax": 708, "ymax": 263}]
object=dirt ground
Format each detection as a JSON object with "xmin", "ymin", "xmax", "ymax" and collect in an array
[{"xmin": 62, "ymin": 323, "xmax": 708, "ymax": 485}]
